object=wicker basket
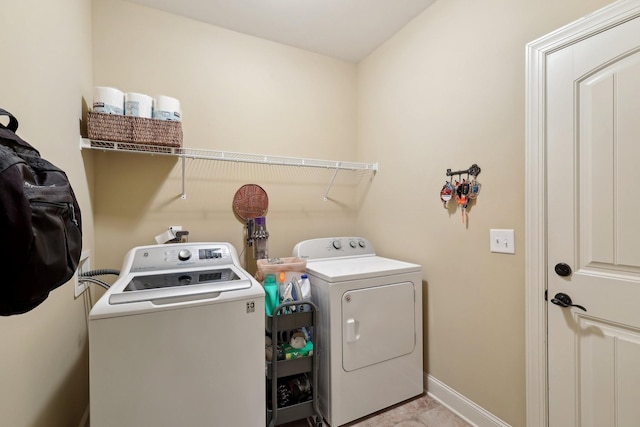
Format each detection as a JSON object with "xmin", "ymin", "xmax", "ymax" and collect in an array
[{"xmin": 87, "ymin": 111, "xmax": 182, "ymax": 147}]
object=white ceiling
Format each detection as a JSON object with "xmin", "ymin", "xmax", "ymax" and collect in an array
[{"xmin": 124, "ymin": 0, "xmax": 436, "ymax": 62}]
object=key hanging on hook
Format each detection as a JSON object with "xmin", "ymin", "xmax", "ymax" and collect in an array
[
  {"xmin": 468, "ymin": 178, "xmax": 481, "ymax": 200},
  {"xmin": 440, "ymin": 181, "xmax": 454, "ymax": 208},
  {"xmin": 456, "ymin": 179, "xmax": 470, "ymax": 224}
]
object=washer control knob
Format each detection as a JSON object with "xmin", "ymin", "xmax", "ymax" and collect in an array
[
  {"xmin": 358, "ymin": 240, "xmax": 366, "ymax": 248},
  {"xmin": 178, "ymin": 249, "xmax": 191, "ymax": 261},
  {"xmin": 349, "ymin": 240, "xmax": 357, "ymax": 248},
  {"xmin": 332, "ymin": 240, "xmax": 342, "ymax": 250}
]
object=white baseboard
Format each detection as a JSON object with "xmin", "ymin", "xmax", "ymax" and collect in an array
[
  {"xmin": 80, "ymin": 376, "xmax": 505, "ymax": 427},
  {"xmin": 78, "ymin": 404, "xmax": 89, "ymax": 427},
  {"xmin": 425, "ymin": 374, "xmax": 511, "ymax": 427}
]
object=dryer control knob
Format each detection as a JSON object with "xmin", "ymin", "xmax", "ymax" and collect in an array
[
  {"xmin": 349, "ymin": 240, "xmax": 357, "ymax": 248},
  {"xmin": 332, "ymin": 240, "xmax": 342, "ymax": 250},
  {"xmin": 358, "ymin": 240, "xmax": 366, "ymax": 248},
  {"xmin": 178, "ymin": 249, "xmax": 192, "ymax": 261}
]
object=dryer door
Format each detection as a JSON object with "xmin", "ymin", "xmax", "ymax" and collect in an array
[{"xmin": 342, "ymin": 281, "xmax": 416, "ymax": 372}]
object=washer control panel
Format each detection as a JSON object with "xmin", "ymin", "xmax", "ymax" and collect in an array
[
  {"xmin": 127, "ymin": 243, "xmax": 236, "ymax": 273},
  {"xmin": 293, "ymin": 237, "xmax": 375, "ymax": 260}
]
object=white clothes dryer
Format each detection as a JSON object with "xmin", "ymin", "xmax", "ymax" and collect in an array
[
  {"xmin": 89, "ymin": 242, "xmax": 265, "ymax": 427},
  {"xmin": 293, "ymin": 237, "xmax": 423, "ymax": 426}
]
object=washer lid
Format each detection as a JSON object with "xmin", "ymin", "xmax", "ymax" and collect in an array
[
  {"xmin": 108, "ymin": 265, "xmax": 252, "ymax": 304},
  {"xmin": 305, "ymin": 256, "xmax": 421, "ymax": 282}
]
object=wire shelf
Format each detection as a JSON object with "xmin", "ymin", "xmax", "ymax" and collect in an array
[
  {"xmin": 80, "ymin": 138, "xmax": 378, "ymax": 200},
  {"xmin": 81, "ymin": 139, "xmax": 378, "ymax": 172}
]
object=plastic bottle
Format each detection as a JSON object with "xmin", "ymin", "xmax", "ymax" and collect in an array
[
  {"xmin": 278, "ymin": 271, "xmax": 287, "ymax": 302},
  {"xmin": 294, "ymin": 274, "xmax": 312, "ymax": 312},
  {"xmin": 299, "ymin": 274, "xmax": 311, "ymax": 300},
  {"xmin": 264, "ymin": 274, "xmax": 278, "ymax": 316}
]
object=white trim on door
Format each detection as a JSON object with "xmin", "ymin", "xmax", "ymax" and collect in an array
[{"xmin": 525, "ymin": 1, "xmax": 640, "ymax": 426}]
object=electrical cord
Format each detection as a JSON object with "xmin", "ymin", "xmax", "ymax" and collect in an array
[
  {"xmin": 80, "ymin": 269, "xmax": 120, "ymax": 277},
  {"xmin": 78, "ymin": 269, "xmax": 120, "ymax": 290},
  {"xmin": 78, "ymin": 277, "xmax": 111, "ymax": 290}
]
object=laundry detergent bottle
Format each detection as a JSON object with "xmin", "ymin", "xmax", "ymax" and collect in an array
[{"xmin": 264, "ymin": 274, "xmax": 278, "ymax": 316}]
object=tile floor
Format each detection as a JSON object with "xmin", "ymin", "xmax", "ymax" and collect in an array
[{"xmin": 279, "ymin": 393, "xmax": 472, "ymax": 427}]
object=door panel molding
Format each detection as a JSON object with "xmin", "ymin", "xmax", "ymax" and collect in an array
[
  {"xmin": 526, "ymin": 1, "xmax": 640, "ymax": 426},
  {"xmin": 579, "ymin": 317, "xmax": 640, "ymax": 426}
]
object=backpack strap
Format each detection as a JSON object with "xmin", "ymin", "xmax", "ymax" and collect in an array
[
  {"xmin": 0, "ymin": 109, "xmax": 39, "ymax": 155},
  {"xmin": 0, "ymin": 109, "xmax": 19, "ymax": 132}
]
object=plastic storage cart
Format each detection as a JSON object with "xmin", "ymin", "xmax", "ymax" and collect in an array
[{"xmin": 266, "ymin": 300, "xmax": 322, "ymax": 427}]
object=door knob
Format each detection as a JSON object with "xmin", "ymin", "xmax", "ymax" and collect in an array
[
  {"xmin": 551, "ymin": 292, "xmax": 587, "ymax": 312},
  {"xmin": 554, "ymin": 263, "xmax": 572, "ymax": 277}
]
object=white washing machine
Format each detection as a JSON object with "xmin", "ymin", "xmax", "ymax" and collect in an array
[
  {"xmin": 293, "ymin": 237, "xmax": 423, "ymax": 426},
  {"xmin": 89, "ymin": 242, "xmax": 265, "ymax": 427}
]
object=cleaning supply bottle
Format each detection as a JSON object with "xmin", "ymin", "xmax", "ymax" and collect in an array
[
  {"xmin": 296, "ymin": 274, "xmax": 312, "ymax": 312},
  {"xmin": 299, "ymin": 274, "xmax": 311, "ymax": 301},
  {"xmin": 278, "ymin": 271, "xmax": 287, "ymax": 303},
  {"xmin": 264, "ymin": 274, "xmax": 278, "ymax": 316}
]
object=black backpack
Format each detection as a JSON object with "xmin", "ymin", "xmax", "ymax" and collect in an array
[{"xmin": 0, "ymin": 108, "xmax": 82, "ymax": 315}]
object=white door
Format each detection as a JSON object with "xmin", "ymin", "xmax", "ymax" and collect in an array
[{"xmin": 546, "ymin": 9, "xmax": 640, "ymax": 427}]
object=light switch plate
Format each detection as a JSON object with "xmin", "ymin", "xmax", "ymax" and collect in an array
[{"xmin": 490, "ymin": 229, "xmax": 515, "ymax": 254}]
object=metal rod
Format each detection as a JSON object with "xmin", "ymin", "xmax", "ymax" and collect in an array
[
  {"xmin": 323, "ymin": 164, "xmax": 341, "ymax": 201},
  {"xmin": 181, "ymin": 156, "xmax": 186, "ymax": 199}
]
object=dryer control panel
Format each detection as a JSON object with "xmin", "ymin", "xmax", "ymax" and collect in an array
[{"xmin": 293, "ymin": 237, "xmax": 375, "ymax": 260}]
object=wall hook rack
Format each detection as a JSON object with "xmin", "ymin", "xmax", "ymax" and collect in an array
[
  {"xmin": 446, "ymin": 163, "xmax": 481, "ymax": 178},
  {"xmin": 441, "ymin": 163, "xmax": 481, "ymax": 225}
]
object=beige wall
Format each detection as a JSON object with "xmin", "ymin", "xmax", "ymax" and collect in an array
[
  {"xmin": 91, "ymin": 0, "xmax": 362, "ymax": 272},
  {"xmin": 0, "ymin": 1, "xmax": 618, "ymax": 426},
  {"xmin": 356, "ymin": 0, "xmax": 612, "ymax": 425},
  {"xmin": 0, "ymin": 0, "xmax": 94, "ymax": 426}
]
